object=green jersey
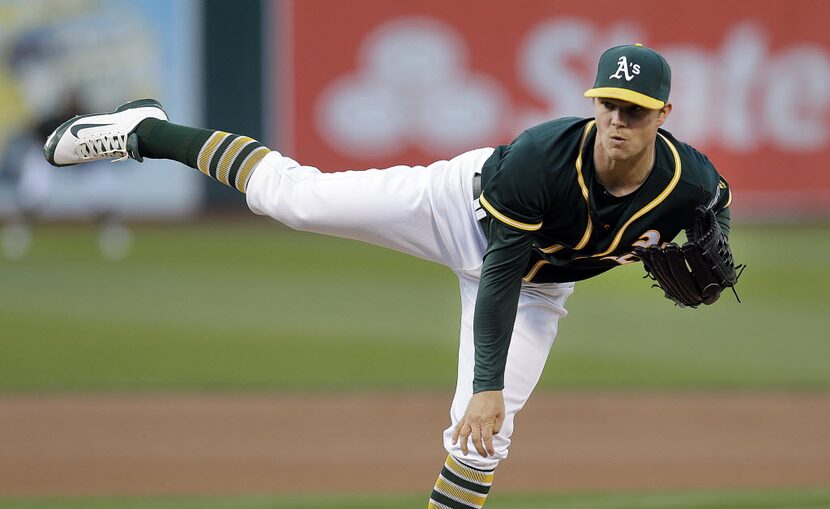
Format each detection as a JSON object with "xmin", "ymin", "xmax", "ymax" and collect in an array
[{"xmin": 473, "ymin": 117, "xmax": 732, "ymax": 392}]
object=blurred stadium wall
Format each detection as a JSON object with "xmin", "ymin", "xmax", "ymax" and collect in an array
[
  {"xmin": 0, "ymin": 0, "xmax": 203, "ymax": 218},
  {"xmin": 274, "ymin": 0, "xmax": 830, "ymax": 221},
  {"xmin": 1, "ymin": 0, "xmax": 828, "ymax": 221}
]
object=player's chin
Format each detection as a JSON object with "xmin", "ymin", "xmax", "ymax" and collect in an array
[{"xmin": 605, "ymin": 146, "xmax": 631, "ymax": 161}]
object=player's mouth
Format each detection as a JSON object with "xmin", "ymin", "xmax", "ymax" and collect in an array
[{"xmin": 609, "ymin": 134, "xmax": 627, "ymax": 145}]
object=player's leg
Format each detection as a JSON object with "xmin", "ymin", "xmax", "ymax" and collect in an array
[
  {"xmin": 243, "ymin": 147, "xmax": 490, "ymax": 268},
  {"xmin": 44, "ymin": 100, "xmax": 270, "ymax": 193},
  {"xmin": 44, "ymin": 99, "xmax": 489, "ymax": 270},
  {"xmin": 428, "ymin": 274, "xmax": 574, "ymax": 508}
]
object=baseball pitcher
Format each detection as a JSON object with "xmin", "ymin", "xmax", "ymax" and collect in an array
[{"xmin": 44, "ymin": 44, "xmax": 740, "ymax": 509}]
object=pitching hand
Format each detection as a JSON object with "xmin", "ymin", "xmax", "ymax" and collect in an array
[{"xmin": 452, "ymin": 390, "xmax": 505, "ymax": 457}]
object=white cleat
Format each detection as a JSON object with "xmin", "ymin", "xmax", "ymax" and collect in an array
[{"xmin": 43, "ymin": 98, "xmax": 168, "ymax": 167}]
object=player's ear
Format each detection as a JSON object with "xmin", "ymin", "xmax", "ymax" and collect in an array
[{"xmin": 657, "ymin": 103, "xmax": 672, "ymax": 126}]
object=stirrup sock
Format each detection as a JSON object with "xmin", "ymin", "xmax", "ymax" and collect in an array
[
  {"xmin": 428, "ymin": 454, "xmax": 495, "ymax": 509},
  {"xmin": 135, "ymin": 118, "xmax": 269, "ymax": 193}
]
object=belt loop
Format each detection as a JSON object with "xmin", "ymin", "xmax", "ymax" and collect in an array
[{"xmin": 472, "ymin": 171, "xmax": 486, "ymax": 221}]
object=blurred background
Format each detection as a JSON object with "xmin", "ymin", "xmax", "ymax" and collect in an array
[{"xmin": 1, "ymin": 1, "xmax": 829, "ymax": 508}]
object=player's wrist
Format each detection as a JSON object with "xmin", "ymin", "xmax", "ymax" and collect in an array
[{"xmin": 472, "ymin": 381, "xmax": 504, "ymax": 393}]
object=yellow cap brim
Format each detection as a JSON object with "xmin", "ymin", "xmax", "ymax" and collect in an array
[{"xmin": 584, "ymin": 87, "xmax": 665, "ymax": 109}]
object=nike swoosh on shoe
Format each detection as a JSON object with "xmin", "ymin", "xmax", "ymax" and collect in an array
[{"xmin": 70, "ymin": 122, "xmax": 115, "ymax": 137}]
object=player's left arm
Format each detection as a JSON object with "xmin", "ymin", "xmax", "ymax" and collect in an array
[
  {"xmin": 637, "ymin": 175, "xmax": 742, "ymax": 307},
  {"xmin": 708, "ymin": 174, "xmax": 733, "ymax": 234}
]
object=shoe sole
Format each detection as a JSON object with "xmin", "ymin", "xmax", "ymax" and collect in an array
[{"xmin": 43, "ymin": 98, "xmax": 166, "ymax": 167}]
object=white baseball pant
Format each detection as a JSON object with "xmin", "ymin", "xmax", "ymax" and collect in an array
[{"xmin": 245, "ymin": 148, "xmax": 573, "ymax": 470}]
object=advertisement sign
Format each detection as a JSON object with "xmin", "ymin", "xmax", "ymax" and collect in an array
[
  {"xmin": 0, "ymin": 0, "xmax": 202, "ymax": 219},
  {"xmin": 275, "ymin": 0, "xmax": 830, "ymax": 217}
]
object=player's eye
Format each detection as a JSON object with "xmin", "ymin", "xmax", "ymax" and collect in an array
[{"xmin": 623, "ymin": 106, "xmax": 647, "ymax": 118}]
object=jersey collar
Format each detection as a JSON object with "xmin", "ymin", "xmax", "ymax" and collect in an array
[{"xmin": 574, "ymin": 121, "xmax": 682, "ymax": 257}]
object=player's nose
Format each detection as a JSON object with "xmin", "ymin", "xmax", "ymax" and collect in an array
[{"xmin": 609, "ymin": 109, "xmax": 625, "ymax": 127}]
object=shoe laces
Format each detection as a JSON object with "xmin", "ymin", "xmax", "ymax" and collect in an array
[{"xmin": 74, "ymin": 132, "xmax": 131, "ymax": 162}]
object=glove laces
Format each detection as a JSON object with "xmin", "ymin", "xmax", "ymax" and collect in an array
[{"xmin": 730, "ymin": 263, "xmax": 747, "ymax": 303}]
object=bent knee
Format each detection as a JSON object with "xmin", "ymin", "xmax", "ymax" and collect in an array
[{"xmin": 442, "ymin": 429, "xmax": 510, "ymax": 471}]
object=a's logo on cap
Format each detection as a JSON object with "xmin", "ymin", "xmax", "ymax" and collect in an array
[{"xmin": 609, "ymin": 56, "xmax": 641, "ymax": 82}]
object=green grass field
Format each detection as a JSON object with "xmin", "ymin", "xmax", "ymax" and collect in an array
[
  {"xmin": 1, "ymin": 221, "xmax": 828, "ymax": 392},
  {"xmin": 3, "ymin": 488, "xmax": 830, "ymax": 509},
  {"xmin": 1, "ymin": 221, "xmax": 829, "ymax": 507}
]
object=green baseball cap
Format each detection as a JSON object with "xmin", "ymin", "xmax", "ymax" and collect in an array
[{"xmin": 584, "ymin": 44, "xmax": 671, "ymax": 109}]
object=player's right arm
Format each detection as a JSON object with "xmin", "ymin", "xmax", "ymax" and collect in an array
[
  {"xmin": 453, "ymin": 131, "xmax": 547, "ymax": 457},
  {"xmin": 472, "ymin": 220, "xmax": 533, "ymax": 391},
  {"xmin": 453, "ymin": 222, "xmax": 533, "ymax": 457},
  {"xmin": 472, "ymin": 131, "xmax": 549, "ymax": 392}
]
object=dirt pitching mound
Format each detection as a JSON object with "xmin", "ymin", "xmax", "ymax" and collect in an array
[{"xmin": 2, "ymin": 392, "xmax": 829, "ymax": 496}]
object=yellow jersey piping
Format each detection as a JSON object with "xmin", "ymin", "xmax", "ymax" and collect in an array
[
  {"xmin": 523, "ymin": 259, "xmax": 550, "ymax": 282},
  {"xmin": 479, "ymin": 195, "xmax": 543, "ymax": 232},
  {"xmin": 540, "ymin": 243, "xmax": 564, "ymax": 254},
  {"xmin": 573, "ymin": 121, "xmax": 596, "ymax": 250}
]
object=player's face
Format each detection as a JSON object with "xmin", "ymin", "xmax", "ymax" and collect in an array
[{"xmin": 593, "ymin": 98, "xmax": 671, "ymax": 162}]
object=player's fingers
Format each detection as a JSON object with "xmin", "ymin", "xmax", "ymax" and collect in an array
[
  {"xmin": 458, "ymin": 424, "xmax": 471, "ymax": 456},
  {"xmin": 458, "ymin": 419, "xmax": 473, "ymax": 456},
  {"xmin": 452, "ymin": 418, "xmax": 465, "ymax": 445},
  {"xmin": 471, "ymin": 425, "xmax": 487, "ymax": 457},
  {"xmin": 482, "ymin": 425, "xmax": 495, "ymax": 457}
]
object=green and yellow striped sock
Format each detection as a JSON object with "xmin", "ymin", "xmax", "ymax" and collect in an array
[
  {"xmin": 428, "ymin": 455, "xmax": 495, "ymax": 509},
  {"xmin": 135, "ymin": 118, "xmax": 270, "ymax": 193}
]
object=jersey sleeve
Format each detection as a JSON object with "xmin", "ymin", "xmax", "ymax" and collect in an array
[
  {"xmin": 678, "ymin": 137, "xmax": 733, "ymax": 236},
  {"xmin": 680, "ymin": 136, "xmax": 732, "ymax": 236},
  {"xmin": 712, "ymin": 177, "xmax": 732, "ymax": 236},
  {"xmin": 716, "ymin": 206, "xmax": 731, "ymax": 237},
  {"xmin": 695, "ymin": 150, "xmax": 733, "ymax": 236},
  {"xmin": 479, "ymin": 131, "xmax": 549, "ymax": 232},
  {"xmin": 472, "ymin": 218, "xmax": 533, "ymax": 392}
]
